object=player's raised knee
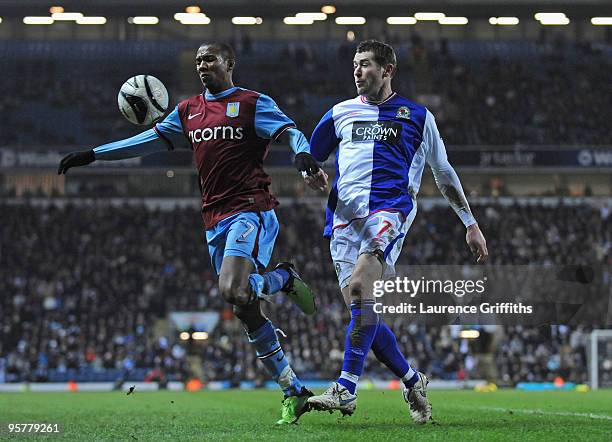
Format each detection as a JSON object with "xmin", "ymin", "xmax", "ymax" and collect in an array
[
  {"xmin": 233, "ymin": 288, "xmax": 253, "ymax": 306},
  {"xmin": 219, "ymin": 279, "xmax": 251, "ymax": 306},
  {"xmin": 218, "ymin": 282, "xmax": 236, "ymax": 304}
]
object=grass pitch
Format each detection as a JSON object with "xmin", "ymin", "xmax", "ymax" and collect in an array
[{"xmin": 1, "ymin": 389, "xmax": 611, "ymax": 441}]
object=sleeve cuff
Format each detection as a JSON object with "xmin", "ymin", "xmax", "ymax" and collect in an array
[
  {"xmin": 462, "ymin": 214, "xmax": 477, "ymax": 228},
  {"xmin": 271, "ymin": 123, "xmax": 296, "ymax": 141}
]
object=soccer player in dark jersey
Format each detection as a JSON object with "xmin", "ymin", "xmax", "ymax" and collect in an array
[{"xmin": 58, "ymin": 42, "xmax": 328, "ymax": 424}]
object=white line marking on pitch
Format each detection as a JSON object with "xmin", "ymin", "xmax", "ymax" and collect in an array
[{"xmin": 467, "ymin": 406, "xmax": 612, "ymax": 421}]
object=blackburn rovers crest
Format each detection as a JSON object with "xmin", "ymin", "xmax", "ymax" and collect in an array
[
  {"xmin": 396, "ymin": 106, "xmax": 410, "ymax": 120},
  {"xmin": 226, "ymin": 102, "xmax": 240, "ymax": 118}
]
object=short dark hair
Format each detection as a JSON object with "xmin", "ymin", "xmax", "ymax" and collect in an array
[
  {"xmin": 356, "ymin": 40, "xmax": 397, "ymax": 69},
  {"xmin": 199, "ymin": 42, "xmax": 236, "ymax": 64}
]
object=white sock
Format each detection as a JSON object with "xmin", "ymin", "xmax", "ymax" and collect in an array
[{"xmin": 401, "ymin": 367, "xmax": 417, "ymax": 386}]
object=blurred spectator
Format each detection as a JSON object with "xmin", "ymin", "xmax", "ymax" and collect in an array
[
  {"xmin": 1, "ymin": 40, "xmax": 610, "ymax": 146},
  {"xmin": 1, "ymin": 200, "xmax": 609, "ymax": 384}
]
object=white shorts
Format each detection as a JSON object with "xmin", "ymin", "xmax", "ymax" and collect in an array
[{"xmin": 330, "ymin": 209, "xmax": 417, "ymax": 289}]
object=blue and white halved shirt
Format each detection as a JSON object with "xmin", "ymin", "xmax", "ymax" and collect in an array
[{"xmin": 310, "ymin": 93, "xmax": 474, "ymax": 237}]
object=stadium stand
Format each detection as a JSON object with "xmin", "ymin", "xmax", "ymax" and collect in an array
[
  {"xmin": 1, "ymin": 39, "xmax": 610, "ymax": 146},
  {"xmin": 1, "ymin": 200, "xmax": 609, "ymax": 385}
]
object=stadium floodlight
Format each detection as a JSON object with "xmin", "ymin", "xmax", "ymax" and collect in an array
[
  {"xmin": 335, "ymin": 17, "xmax": 366, "ymax": 25},
  {"xmin": 174, "ymin": 12, "xmax": 209, "ymax": 20},
  {"xmin": 414, "ymin": 12, "xmax": 445, "ymax": 21},
  {"xmin": 459, "ymin": 330, "xmax": 480, "ymax": 339},
  {"xmin": 185, "ymin": 6, "xmax": 201, "ymax": 13},
  {"xmin": 128, "ymin": 16, "xmax": 159, "ymax": 25},
  {"xmin": 179, "ymin": 332, "xmax": 190, "ymax": 340},
  {"xmin": 387, "ymin": 17, "xmax": 417, "ymax": 25},
  {"xmin": 51, "ymin": 12, "xmax": 83, "ymax": 21},
  {"xmin": 231, "ymin": 17, "xmax": 263, "ymax": 25},
  {"xmin": 534, "ymin": 12, "xmax": 567, "ymax": 21},
  {"xmin": 49, "ymin": 6, "xmax": 64, "ymax": 14},
  {"xmin": 489, "ymin": 17, "xmax": 520, "ymax": 26},
  {"xmin": 174, "ymin": 13, "xmax": 210, "ymax": 25},
  {"xmin": 283, "ymin": 16, "xmax": 314, "ymax": 25},
  {"xmin": 76, "ymin": 16, "xmax": 107, "ymax": 25},
  {"xmin": 0, "ymin": 17, "xmax": 2, "ymax": 24},
  {"xmin": 321, "ymin": 5, "xmax": 336, "ymax": 14},
  {"xmin": 295, "ymin": 13, "xmax": 327, "ymax": 21},
  {"xmin": 591, "ymin": 17, "xmax": 612, "ymax": 25},
  {"xmin": 23, "ymin": 16, "xmax": 55, "ymax": 25},
  {"xmin": 439, "ymin": 16, "xmax": 468, "ymax": 25},
  {"xmin": 538, "ymin": 17, "xmax": 570, "ymax": 25},
  {"xmin": 192, "ymin": 331, "xmax": 209, "ymax": 340},
  {"xmin": 180, "ymin": 16, "xmax": 211, "ymax": 25}
]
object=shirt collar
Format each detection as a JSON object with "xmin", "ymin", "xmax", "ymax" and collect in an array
[
  {"xmin": 359, "ymin": 92, "xmax": 396, "ymax": 106},
  {"xmin": 204, "ymin": 86, "xmax": 239, "ymax": 101}
]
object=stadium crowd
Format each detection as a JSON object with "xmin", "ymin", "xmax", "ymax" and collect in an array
[
  {"xmin": 1, "ymin": 200, "xmax": 609, "ymax": 385},
  {"xmin": 1, "ymin": 39, "xmax": 610, "ymax": 146},
  {"xmin": 425, "ymin": 39, "xmax": 611, "ymax": 145}
]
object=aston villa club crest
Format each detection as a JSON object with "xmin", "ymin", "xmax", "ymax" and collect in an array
[
  {"xmin": 396, "ymin": 106, "xmax": 411, "ymax": 120},
  {"xmin": 226, "ymin": 102, "xmax": 240, "ymax": 118}
]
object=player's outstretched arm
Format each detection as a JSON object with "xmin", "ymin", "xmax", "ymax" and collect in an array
[
  {"xmin": 58, "ymin": 150, "xmax": 96, "ymax": 174},
  {"xmin": 466, "ymin": 223, "xmax": 488, "ymax": 264},
  {"xmin": 57, "ymin": 128, "xmax": 164, "ymax": 175},
  {"xmin": 58, "ymin": 107, "xmax": 187, "ymax": 175},
  {"xmin": 254, "ymin": 93, "xmax": 327, "ymax": 191},
  {"xmin": 423, "ymin": 110, "xmax": 488, "ymax": 263},
  {"xmin": 57, "ymin": 128, "xmax": 165, "ymax": 175},
  {"xmin": 276, "ymin": 128, "xmax": 328, "ymax": 191}
]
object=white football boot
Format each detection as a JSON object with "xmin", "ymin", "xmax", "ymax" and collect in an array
[
  {"xmin": 402, "ymin": 372, "xmax": 432, "ymax": 424},
  {"xmin": 307, "ymin": 382, "xmax": 357, "ymax": 416}
]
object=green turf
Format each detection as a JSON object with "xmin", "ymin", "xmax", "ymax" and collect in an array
[{"xmin": 0, "ymin": 389, "xmax": 611, "ymax": 441}]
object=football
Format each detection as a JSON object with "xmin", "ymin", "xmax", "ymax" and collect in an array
[{"xmin": 117, "ymin": 74, "xmax": 169, "ymax": 125}]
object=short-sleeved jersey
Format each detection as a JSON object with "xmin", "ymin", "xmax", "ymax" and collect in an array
[
  {"xmin": 155, "ymin": 87, "xmax": 295, "ymax": 229},
  {"xmin": 310, "ymin": 93, "xmax": 445, "ymax": 237}
]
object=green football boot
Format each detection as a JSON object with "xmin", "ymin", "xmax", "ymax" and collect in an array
[
  {"xmin": 276, "ymin": 388, "xmax": 314, "ymax": 425},
  {"xmin": 274, "ymin": 262, "xmax": 316, "ymax": 315}
]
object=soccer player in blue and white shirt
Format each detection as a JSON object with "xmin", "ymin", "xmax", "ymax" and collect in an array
[{"xmin": 306, "ymin": 40, "xmax": 488, "ymax": 423}]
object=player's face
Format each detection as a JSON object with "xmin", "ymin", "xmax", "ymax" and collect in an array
[
  {"xmin": 353, "ymin": 51, "xmax": 389, "ymax": 97},
  {"xmin": 196, "ymin": 46, "xmax": 232, "ymax": 91}
]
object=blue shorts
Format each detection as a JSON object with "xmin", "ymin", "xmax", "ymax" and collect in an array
[{"xmin": 205, "ymin": 210, "xmax": 279, "ymax": 275}]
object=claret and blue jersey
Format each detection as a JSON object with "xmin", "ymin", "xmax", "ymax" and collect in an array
[
  {"xmin": 310, "ymin": 92, "xmax": 443, "ymax": 237},
  {"xmin": 94, "ymin": 86, "xmax": 296, "ymax": 229},
  {"xmin": 93, "ymin": 86, "xmax": 305, "ymax": 274}
]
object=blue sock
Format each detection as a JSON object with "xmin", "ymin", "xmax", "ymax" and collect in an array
[
  {"xmin": 247, "ymin": 269, "xmax": 289, "ymax": 302},
  {"xmin": 247, "ymin": 320, "xmax": 303, "ymax": 396},
  {"xmin": 337, "ymin": 300, "xmax": 379, "ymax": 395},
  {"xmin": 248, "ymin": 273, "xmax": 265, "ymax": 302},
  {"xmin": 371, "ymin": 320, "xmax": 419, "ymax": 388},
  {"xmin": 262, "ymin": 268, "xmax": 290, "ymax": 294}
]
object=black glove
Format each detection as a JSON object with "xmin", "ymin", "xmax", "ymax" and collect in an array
[
  {"xmin": 58, "ymin": 150, "xmax": 95, "ymax": 174},
  {"xmin": 294, "ymin": 152, "xmax": 321, "ymax": 176}
]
